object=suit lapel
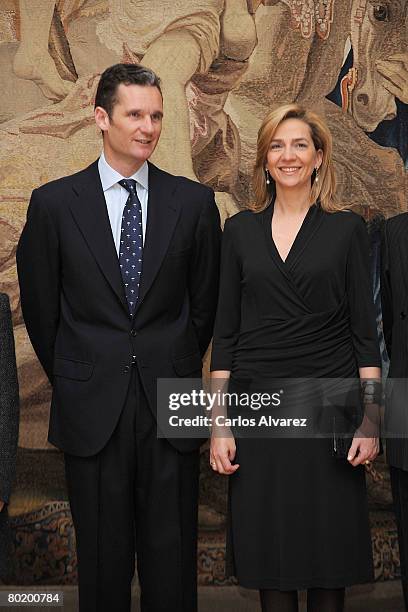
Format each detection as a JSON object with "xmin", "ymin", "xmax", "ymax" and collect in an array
[
  {"xmin": 136, "ymin": 163, "xmax": 181, "ymax": 312},
  {"xmin": 70, "ymin": 161, "xmax": 129, "ymax": 314}
]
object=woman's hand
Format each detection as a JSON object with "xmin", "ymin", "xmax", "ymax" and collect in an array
[
  {"xmin": 210, "ymin": 431, "xmax": 239, "ymax": 475},
  {"xmin": 209, "ymin": 371, "xmax": 238, "ymax": 474},
  {"xmin": 0, "ymin": 500, "xmax": 5, "ymax": 512},
  {"xmin": 347, "ymin": 435, "xmax": 379, "ymax": 467}
]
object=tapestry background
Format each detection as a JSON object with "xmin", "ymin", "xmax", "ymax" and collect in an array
[{"xmin": 0, "ymin": 0, "xmax": 407, "ymax": 584}]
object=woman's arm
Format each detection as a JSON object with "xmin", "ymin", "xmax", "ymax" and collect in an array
[
  {"xmin": 348, "ymin": 366, "xmax": 381, "ymax": 466},
  {"xmin": 209, "ymin": 218, "xmax": 242, "ymax": 475},
  {"xmin": 345, "ymin": 217, "xmax": 382, "ymax": 465},
  {"xmin": 380, "ymin": 219, "xmax": 393, "ymax": 358},
  {"xmin": 209, "ymin": 370, "xmax": 239, "ymax": 475}
]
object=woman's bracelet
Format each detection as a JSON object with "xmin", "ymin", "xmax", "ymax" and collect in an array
[{"xmin": 360, "ymin": 379, "xmax": 382, "ymax": 405}]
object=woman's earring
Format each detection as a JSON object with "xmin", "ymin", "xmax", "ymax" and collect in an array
[
  {"xmin": 265, "ymin": 168, "xmax": 271, "ymax": 185},
  {"xmin": 314, "ymin": 167, "xmax": 319, "ymax": 184}
]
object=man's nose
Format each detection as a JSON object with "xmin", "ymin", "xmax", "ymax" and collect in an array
[{"xmin": 140, "ymin": 116, "xmax": 154, "ymax": 134}]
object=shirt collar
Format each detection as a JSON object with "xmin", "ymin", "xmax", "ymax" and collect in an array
[{"xmin": 98, "ymin": 151, "xmax": 149, "ymax": 192}]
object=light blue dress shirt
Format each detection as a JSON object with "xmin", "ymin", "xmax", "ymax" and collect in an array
[{"xmin": 98, "ymin": 152, "xmax": 149, "ymax": 254}]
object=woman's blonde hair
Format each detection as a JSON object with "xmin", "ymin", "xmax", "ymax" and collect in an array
[{"xmin": 251, "ymin": 103, "xmax": 342, "ymax": 213}]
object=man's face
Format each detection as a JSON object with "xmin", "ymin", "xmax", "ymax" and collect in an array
[{"xmin": 95, "ymin": 83, "xmax": 163, "ymax": 170}]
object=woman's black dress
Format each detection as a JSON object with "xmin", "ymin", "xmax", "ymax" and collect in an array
[{"xmin": 210, "ymin": 202, "xmax": 381, "ymax": 590}]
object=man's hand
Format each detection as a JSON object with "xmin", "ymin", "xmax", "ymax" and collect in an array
[
  {"xmin": 376, "ymin": 53, "xmax": 408, "ymax": 104},
  {"xmin": 0, "ymin": 501, "xmax": 5, "ymax": 512}
]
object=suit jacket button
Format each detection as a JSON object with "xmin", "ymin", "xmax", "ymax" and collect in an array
[
  {"xmin": 130, "ymin": 329, "xmax": 138, "ymax": 337},
  {"xmin": 401, "ymin": 311, "xmax": 406, "ymax": 320},
  {"xmin": 123, "ymin": 365, "xmax": 130, "ymax": 373}
]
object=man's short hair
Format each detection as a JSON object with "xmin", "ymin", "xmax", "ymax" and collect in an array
[{"xmin": 95, "ymin": 63, "xmax": 162, "ymax": 118}]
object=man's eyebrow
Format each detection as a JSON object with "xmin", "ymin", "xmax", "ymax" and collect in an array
[{"xmin": 126, "ymin": 109, "xmax": 163, "ymax": 116}]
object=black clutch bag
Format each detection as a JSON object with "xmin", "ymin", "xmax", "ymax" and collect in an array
[{"xmin": 332, "ymin": 380, "xmax": 382, "ymax": 460}]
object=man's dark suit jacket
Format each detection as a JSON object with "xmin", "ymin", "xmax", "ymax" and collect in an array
[
  {"xmin": 381, "ymin": 213, "xmax": 408, "ymax": 470},
  {"xmin": 16, "ymin": 160, "xmax": 221, "ymax": 457}
]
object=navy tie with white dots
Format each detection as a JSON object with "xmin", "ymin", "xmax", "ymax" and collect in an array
[{"xmin": 118, "ymin": 179, "xmax": 143, "ymax": 316}]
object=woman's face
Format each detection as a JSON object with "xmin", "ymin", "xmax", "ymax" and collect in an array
[{"xmin": 265, "ymin": 118, "xmax": 323, "ymax": 191}]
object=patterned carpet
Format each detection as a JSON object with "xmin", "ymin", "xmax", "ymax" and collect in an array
[
  {"xmin": 3, "ymin": 448, "xmax": 400, "ymax": 586},
  {"xmin": 2, "ymin": 503, "xmax": 402, "ymax": 587}
]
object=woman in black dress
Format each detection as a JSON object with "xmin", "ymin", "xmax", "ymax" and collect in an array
[{"xmin": 209, "ymin": 104, "xmax": 381, "ymax": 612}]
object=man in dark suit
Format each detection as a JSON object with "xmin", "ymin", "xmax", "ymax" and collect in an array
[
  {"xmin": 16, "ymin": 63, "xmax": 221, "ymax": 612},
  {"xmin": 381, "ymin": 213, "xmax": 408, "ymax": 611}
]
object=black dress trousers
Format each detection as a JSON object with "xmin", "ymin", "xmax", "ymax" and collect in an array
[{"xmin": 64, "ymin": 366, "xmax": 200, "ymax": 612}]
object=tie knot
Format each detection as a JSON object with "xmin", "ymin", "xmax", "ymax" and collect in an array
[{"xmin": 119, "ymin": 179, "xmax": 137, "ymax": 194}]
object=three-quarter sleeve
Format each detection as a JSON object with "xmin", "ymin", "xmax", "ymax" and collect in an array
[
  {"xmin": 346, "ymin": 216, "xmax": 381, "ymax": 368},
  {"xmin": 210, "ymin": 218, "xmax": 242, "ymax": 371},
  {"xmin": 380, "ymin": 220, "xmax": 393, "ymax": 359}
]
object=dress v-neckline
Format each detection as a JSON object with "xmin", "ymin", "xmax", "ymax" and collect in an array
[
  {"xmin": 270, "ymin": 202, "xmax": 316, "ymax": 265},
  {"xmin": 260, "ymin": 197, "xmax": 325, "ymax": 279}
]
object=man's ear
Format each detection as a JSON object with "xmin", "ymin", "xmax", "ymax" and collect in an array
[{"xmin": 94, "ymin": 106, "xmax": 110, "ymax": 133}]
